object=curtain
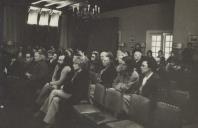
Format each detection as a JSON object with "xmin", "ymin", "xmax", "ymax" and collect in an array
[
  {"xmin": 0, "ymin": 5, "xmax": 3, "ymax": 45},
  {"xmin": 3, "ymin": 6, "xmax": 26, "ymax": 45},
  {"xmin": 87, "ymin": 18, "xmax": 119, "ymax": 54},
  {"xmin": 59, "ymin": 14, "xmax": 69, "ymax": 49}
]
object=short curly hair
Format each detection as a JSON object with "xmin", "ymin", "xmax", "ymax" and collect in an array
[{"xmin": 73, "ymin": 56, "xmax": 86, "ymax": 69}]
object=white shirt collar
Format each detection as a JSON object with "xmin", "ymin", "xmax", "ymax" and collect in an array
[{"xmin": 145, "ymin": 72, "xmax": 153, "ymax": 80}]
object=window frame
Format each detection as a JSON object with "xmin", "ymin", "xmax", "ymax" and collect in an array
[{"xmin": 146, "ymin": 31, "xmax": 173, "ymax": 59}]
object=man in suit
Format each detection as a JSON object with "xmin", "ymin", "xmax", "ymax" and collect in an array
[
  {"xmin": 0, "ymin": 50, "xmax": 6, "ymax": 105},
  {"xmin": 138, "ymin": 58, "xmax": 159, "ymax": 99},
  {"xmin": 21, "ymin": 51, "xmax": 49, "ymax": 107},
  {"xmin": 22, "ymin": 52, "xmax": 34, "ymax": 78},
  {"xmin": 138, "ymin": 58, "xmax": 160, "ymax": 128},
  {"xmin": 24, "ymin": 51, "xmax": 49, "ymax": 89},
  {"xmin": 134, "ymin": 50, "xmax": 144, "ymax": 76},
  {"xmin": 99, "ymin": 52, "xmax": 117, "ymax": 88}
]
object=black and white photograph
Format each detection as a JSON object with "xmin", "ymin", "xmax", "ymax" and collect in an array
[{"xmin": 0, "ymin": 0, "xmax": 198, "ymax": 128}]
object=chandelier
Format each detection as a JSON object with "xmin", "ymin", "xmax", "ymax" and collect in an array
[
  {"xmin": 30, "ymin": 0, "xmax": 101, "ymax": 20},
  {"xmin": 71, "ymin": 2, "xmax": 101, "ymax": 19}
]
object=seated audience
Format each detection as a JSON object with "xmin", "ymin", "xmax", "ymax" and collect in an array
[
  {"xmin": 77, "ymin": 50, "xmax": 90, "ymax": 71},
  {"xmin": 100, "ymin": 51, "xmax": 108, "ymax": 63},
  {"xmin": 22, "ymin": 52, "xmax": 34, "ymax": 79},
  {"xmin": 133, "ymin": 50, "xmax": 144, "ymax": 75},
  {"xmin": 47, "ymin": 51, "xmax": 58, "ymax": 74},
  {"xmin": 39, "ymin": 55, "xmax": 89, "ymax": 127},
  {"xmin": 146, "ymin": 50, "xmax": 157, "ymax": 71},
  {"xmin": 189, "ymin": 50, "xmax": 198, "ymax": 120},
  {"xmin": 24, "ymin": 51, "xmax": 49, "ymax": 88},
  {"xmin": 110, "ymin": 56, "xmax": 139, "ymax": 113},
  {"xmin": 35, "ymin": 53, "xmax": 73, "ymax": 106},
  {"xmin": 22, "ymin": 51, "xmax": 49, "ymax": 106},
  {"xmin": 165, "ymin": 56, "xmax": 182, "ymax": 83},
  {"xmin": 116, "ymin": 50, "xmax": 128, "ymax": 66},
  {"xmin": 137, "ymin": 58, "xmax": 160, "ymax": 101},
  {"xmin": 0, "ymin": 51, "xmax": 6, "ymax": 104},
  {"xmin": 133, "ymin": 43, "xmax": 142, "ymax": 54},
  {"xmin": 156, "ymin": 50, "xmax": 166, "ymax": 76},
  {"xmin": 182, "ymin": 42, "xmax": 194, "ymax": 66},
  {"xmin": 98, "ymin": 52, "xmax": 117, "ymax": 88},
  {"xmin": 89, "ymin": 51, "xmax": 102, "ymax": 84},
  {"xmin": 6, "ymin": 54, "xmax": 22, "ymax": 78},
  {"xmin": 2, "ymin": 43, "xmax": 198, "ymax": 127},
  {"xmin": 167, "ymin": 51, "xmax": 177, "ymax": 63},
  {"xmin": 137, "ymin": 58, "xmax": 160, "ymax": 127},
  {"xmin": 90, "ymin": 51, "xmax": 102, "ymax": 74}
]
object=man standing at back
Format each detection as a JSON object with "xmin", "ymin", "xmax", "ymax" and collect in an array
[
  {"xmin": 23, "ymin": 51, "xmax": 49, "ymax": 107},
  {"xmin": 25, "ymin": 51, "xmax": 49, "ymax": 89}
]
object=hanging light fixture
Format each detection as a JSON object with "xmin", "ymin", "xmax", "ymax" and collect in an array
[
  {"xmin": 71, "ymin": 1, "xmax": 101, "ymax": 19},
  {"xmin": 39, "ymin": 8, "xmax": 51, "ymax": 26},
  {"xmin": 49, "ymin": 10, "xmax": 62, "ymax": 27},
  {"xmin": 27, "ymin": 6, "xmax": 41, "ymax": 25},
  {"xmin": 27, "ymin": 6, "xmax": 62, "ymax": 27}
]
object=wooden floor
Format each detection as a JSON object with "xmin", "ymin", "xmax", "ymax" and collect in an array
[
  {"xmin": 0, "ymin": 100, "xmax": 85, "ymax": 128},
  {"xmin": 0, "ymin": 100, "xmax": 198, "ymax": 128},
  {"xmin": 0, "ymin": 102, "xmax": 44, "ymax": 128}
]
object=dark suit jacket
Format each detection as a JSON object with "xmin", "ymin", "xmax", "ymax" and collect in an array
[
  {"xmin": 134, "ymin": 57, "xmax": 144, "ymax": 76},
  {"xmin": 100, "ymin": 64, "xmax": 117, "ymax": 88},
  {"xmin": 138, "ymin": 72, "xmax": 160, "ymax": 100},
  {"xmin": 28, "ymin": 60, "xmax": 49, "ymax": 88},
  {"xmin": 63, "ymin": 69, "xmax": 89, "ymax": 104},
  {"xmin": 0, "ymin": 55, "xmax": 5, "ymax": 82},
  {"xmin": 7, "ymin": 60, "xmax": 22, "ymax": 77}
]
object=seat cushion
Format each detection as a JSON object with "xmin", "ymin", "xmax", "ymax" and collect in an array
[
  {"xmin": 73, "ymin": 104, "xmax": 100, "ymax": 114},
  {"xmin": 84, "ymin": 112, "xmax": 117, "ymax": 125},
  {"xmin": 104, "ymin": 89, "xmax": 123, "ymax": 115},
  {"xmin": 128, "ymin": 94, "xmax": 150, "ymax": 124},
  {"xmin": 152, "ymin": 102, "xmax": 182, "ymax": 128},
  {"xmin": 106, "ymin": 120, "xmax": 144, "ymax": 128},
  {"xmin": 169, "ymin": 90, "xmax": 189, "ymax": 108}
]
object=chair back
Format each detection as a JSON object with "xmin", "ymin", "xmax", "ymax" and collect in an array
[
  {"xmin": 93, "ymin": 83, "xmax": 106, "ymax": 106},
  {"xmin": 152, "ymin": 102, "xmax": 182, "ymax": 128},
  {"xmin": 104, "ymin": 89, "xmax": 123, "ymax": 116},
  {"xmin": 128, "ymin": 94, "xmax": 151, "ymax": 125},
  {"xmin": 169, "ymin": 90, "xmax": 189, "ymax": 109}
]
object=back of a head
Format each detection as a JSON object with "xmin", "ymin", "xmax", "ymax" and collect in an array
[{"xmin": 122, "ymin": 56, "xmax": 135, "ymax": 71}]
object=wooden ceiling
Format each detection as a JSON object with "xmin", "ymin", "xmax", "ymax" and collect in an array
[{"xmin": 1, "ymin": 0, "xmax": 173, "ymax": 12}]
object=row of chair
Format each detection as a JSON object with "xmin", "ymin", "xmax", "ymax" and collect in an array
[{"xmin": 73, "ymin": 83, "xmax": 188, "ymax": 128}]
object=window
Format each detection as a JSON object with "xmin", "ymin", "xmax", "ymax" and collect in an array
[
  {"xmin": 151, "ymin": 35, "xmax": 162, "ymax": 58},
  {"xmin": 164, "ymin": 34, "xmax": 173, "ymax": 59},
  {"xmin": 151, "ymin": 33, "xmax": 173, "ymax": 59}
]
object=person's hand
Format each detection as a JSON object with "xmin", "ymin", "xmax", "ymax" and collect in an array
[
  {"xmin": 52, "ymin": 90, "xmax": 59, "ymax": 97},
  {"xmin": 45, "ymin": 83, "xmax": 52, "ymax": 89},
  {"xmin": 25, "ymin": 72, "xmax": 32, "ymax": 79},
  {"xmin": 52, "ymin": 85, "xmax": 58, "ymax": 89},
  {"xmin": 120, "ymin": 84, "xmax": 127, "ymax": 91},
  {"xmin": 4, "ymin": 68, "xmax": 7, "ymax": 75}
]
